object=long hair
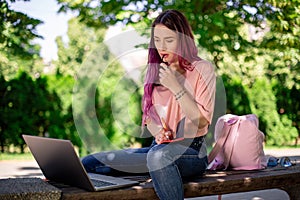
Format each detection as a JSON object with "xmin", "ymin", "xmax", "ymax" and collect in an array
[{"xmin": 142, "ymin": 9, "xmax": 201, "ymax": 125}]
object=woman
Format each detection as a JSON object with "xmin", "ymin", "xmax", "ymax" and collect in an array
[{"xmin": 82, "ymin": 9, "xmax": 216, "ymax": 200}]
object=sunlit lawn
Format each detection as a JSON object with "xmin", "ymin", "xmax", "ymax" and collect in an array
[
  {"xmin": 1, "ymin": 145, "xmax": 298, "ymax": 161},
  {"xmin": 0, "ymin": 152, "xmax": 35, "ymax": 161}
]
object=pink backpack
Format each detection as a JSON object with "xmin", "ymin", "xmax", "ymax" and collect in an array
[{"xmin": 207, "ymin": 114, "xmax": 267, "ymax": 170}]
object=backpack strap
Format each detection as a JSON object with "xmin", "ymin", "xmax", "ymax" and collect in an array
[
  {"xmin": 222, "ymin": 118, "xmax": 241, "ymax": 169},
  {"xmin": 208, "ymin": 115, "xmax": 240, "ymax": 168},
  {"xmin": 208, "ymin": 119, "xmax": 232, "ymax": 163}
]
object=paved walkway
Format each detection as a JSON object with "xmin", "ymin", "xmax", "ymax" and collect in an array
[{"xmin": 0, "ymin": 148, "xmax": 299, "ymax": 199}]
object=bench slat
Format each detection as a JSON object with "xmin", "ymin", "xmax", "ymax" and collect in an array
[{"xmin": 54, "ymin": 162, "xmax": 300, "ymax": 200}]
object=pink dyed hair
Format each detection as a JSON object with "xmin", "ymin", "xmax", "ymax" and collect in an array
[{"xmin": 142, "ymin": 10, "xmax": 201, "ymax": 125}]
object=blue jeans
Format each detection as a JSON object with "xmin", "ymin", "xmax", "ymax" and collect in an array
[{"xmin": 82, "ymin": 139, "xmax": 208, "ymax": 200}]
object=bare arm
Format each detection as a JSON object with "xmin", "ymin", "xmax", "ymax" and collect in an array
[
  {"xmin": 159, "ymin": 64, "xmax": 209, "ymax": 130},
  {"xmin": 146, "ymin": 117, "xmax": 173, "ymax": 144}
]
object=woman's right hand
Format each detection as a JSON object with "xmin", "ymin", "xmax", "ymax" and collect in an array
[
  {"xmin": 159, "ymin": 63, "xmax": 182, "ymax": 94},
  {"xmin": 155, "ymin": 129, "xmax": 173, "ymax": 144}
]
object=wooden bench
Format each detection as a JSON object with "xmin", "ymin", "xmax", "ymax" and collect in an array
[{"xmin": 51, "ymin": 156, "xmax": 300, "ymax": 200}]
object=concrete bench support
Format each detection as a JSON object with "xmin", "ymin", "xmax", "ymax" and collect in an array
[{"xmin": 0, "ymin": 178, "xmax": 61, "ymax": 200}]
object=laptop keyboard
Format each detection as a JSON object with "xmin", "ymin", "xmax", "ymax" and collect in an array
[{"xmin": 91, "ymin": 179, "xmax": 116, "ymax": 187}]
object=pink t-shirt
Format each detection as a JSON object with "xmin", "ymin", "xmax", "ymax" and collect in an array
[{"xmin": 151, "ymin": 59, "xmax": 216, "ymax": 138}]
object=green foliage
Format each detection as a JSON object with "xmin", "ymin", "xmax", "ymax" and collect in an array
[
  {"xmin": 247, "ymin": 77, "xmax": 298, "ymax": 145},
  {"xmin": 0, "ymin": 0, "xmax": 44, "ymax": 80},
  {"xmin": 72, "ymin": 44, "xmax": 143, "ymax": 153},
  {"xmin": 272, "ymin": 80, "xmax": 300, "ymax": 142},
  {"xmin": 263, "ymin": 0, "xmax": 300, "ymax": 49},
  {"xmin": 1, "ymin": 0, "xmax": 299, "ymax": 152},
  {"xmin": 2, "ymin": 72, "xmax": 42, "ymax": 152},
  {"xmin": 55, "ymin": 18, "xmax": 106, "ymax": 76},
  {"xmin": 56, "ymin": 0, "xmax": 299, "ymax": 60},
  {"xmin": 46, "ymin": 73, "xmax": 75, "ymax": 112},
  {"xmin": 0, "ymin": 0, "xmax": 42, "ymax": 59},
  {"xmin": 0, "ymin": 52, "xmax": 44, "ymax": 80},
  {"xmin": 0, "ymin": 71, "xmax": 81, "ymax": 153},
  {"xmin": 55, "ymin": 18, "xmax": 144, "ymax": 152},
  {"xmin": 222, "ymin": 75, "xmax": 251, "ymax": 115}
]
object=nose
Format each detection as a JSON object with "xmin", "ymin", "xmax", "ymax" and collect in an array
[
  {"xmin": 157, "ymin": 41, "xmax": 167, "ymax": 51},
  {"xmin": 161, "ymin": 41, "xmax": 167, "ymax": 51}
]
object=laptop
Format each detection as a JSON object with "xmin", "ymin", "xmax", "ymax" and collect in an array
[{"xmin": 22, "ymin": 135, "xmax": 139, "ymax": 191}]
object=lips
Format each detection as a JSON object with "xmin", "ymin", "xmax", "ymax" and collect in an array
[
  {"xmin": 161, "ymin": 54, "xmax": 169, "ymax": 65},
  {"xmin": 161, "ymin": 54, "xmax": 168, "ymax": 61}
]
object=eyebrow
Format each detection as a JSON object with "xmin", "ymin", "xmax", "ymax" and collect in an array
[{"xmin": 154, "ymin": 36, "xmax": 176, "ymax": 39}]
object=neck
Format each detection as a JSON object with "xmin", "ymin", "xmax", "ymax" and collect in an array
[{"xmin": 170, "ymin": 62, "xmax": 185, "ymax": 74}]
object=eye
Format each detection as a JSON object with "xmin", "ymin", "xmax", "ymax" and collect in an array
[{"xmin": 166, "ymin": 39, "xmax": 174, "ymax": 43}]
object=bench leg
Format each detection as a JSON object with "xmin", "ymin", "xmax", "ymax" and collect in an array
[{"xmin": 281, "ymin": 185, "xmax": 300, "ymax": 200}]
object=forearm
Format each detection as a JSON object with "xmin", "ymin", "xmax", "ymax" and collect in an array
[
  {"xmin": 146, "ymin": 118, "xmax": 173, "ymax": 144},
  {"xmin": 172, "ymin": 87, "xmax": 208, "ymax": 129},
  {"xmin": 145, "ymin": 118, "xmax": 163, "ymax": 137}
]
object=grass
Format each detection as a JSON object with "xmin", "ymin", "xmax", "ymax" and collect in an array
[
  {"xmin": 0, "ymin": 152, "xmax": 35, "ymax": 161},
  {"xmin": 0, "ymin": 145, "xmax": 298, "ymax": 161},
  {"xmin": 264, "ymin": 144, "xmax": 299, "ymax": 150}
]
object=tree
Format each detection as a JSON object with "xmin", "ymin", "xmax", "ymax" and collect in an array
[
  {"xmin": 0, "ymin": 70, "xmax": 82, "ymax": 153},
  {"xmin": 55, "ymin": 17, "xmax": 106, "ymax": 76},
  {"xmin": 0, "ymin": 74, "xmax": 8, "ymax": 152},
  {"xmin": 0, "ymin": 0, "xmax": 42, "ymax": 56},
  {"xmin": 56, "ymin": 0, "xmax": 299, "ymax": 63},
  {"xmin": 0, "ymin": 0, "xmax": 44, "ymax": 79},
  {"xmin": 55, "ymin": 17, "xmax": 144, "ymax": 152},
  {"xmin": 72, "ymin": 41, "xmax": 143, "ymax": 152},
  {"xmin": 4, "ymin": 72, "xmax": 39, "ymax": 152},
  {"xmin": 247, "ymin": 77, "xmax": 298, "ymax": 145},
  {"xmin": 56, "ymin": 0, "xmax": 300, "ymax": 145}
]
